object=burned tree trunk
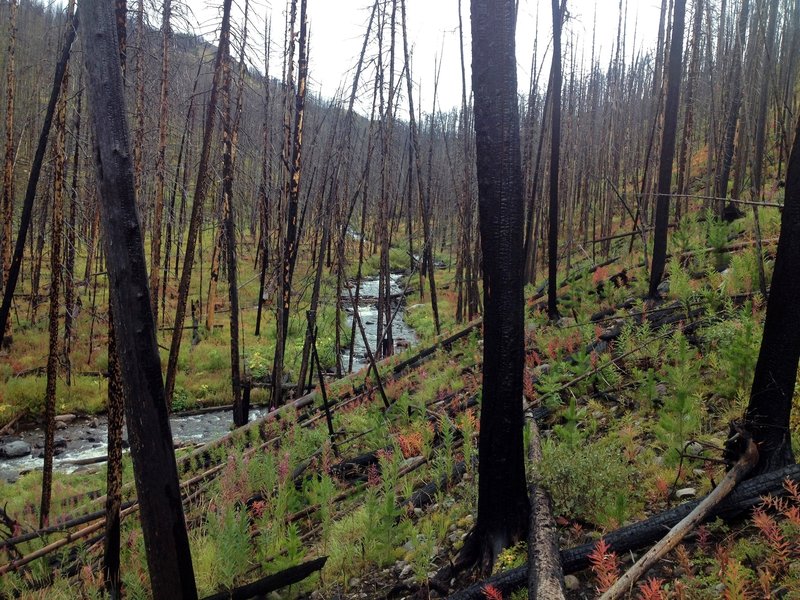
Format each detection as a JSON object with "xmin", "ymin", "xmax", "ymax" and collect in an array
[
  {"xmin": 547, "ymin": 0, "xmax": 564, "ymax": 320},
  {"xmin": 104, "ymin": 307, "xmax": 124, "ymax": 597},
  {"xmin": 462, "ymin": 0, "xmax": 530, "ymax": 574},
  {"xmin": 648, "ymin": 0, "xmax": 686, "ymax": 297},
  {"xmin": 272, "ymin": 0, "xmax": 308, "ymax": 405},
  {"xmin": 40, "ymin": 0, "xmax": 74, "ymax": 526},
  {"xmin": 743, "ymin": 114, "xmax": 800, "ymax": 474},
  {"xmin": 0, "ymin": 9, "xmax": 78, "ymax": 348},
  {"xmin": 81, "ymin": 0, "xmax": 197, "ymax": 595}
]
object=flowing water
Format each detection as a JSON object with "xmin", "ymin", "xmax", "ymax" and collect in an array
[{"xmin": 0, "ymin": 274, "xmax": 417, "ymax": 481}]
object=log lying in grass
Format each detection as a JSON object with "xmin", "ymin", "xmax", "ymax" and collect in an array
[
  {"xmin": 526, "ymin": 420, "xmax": 565, "ymax": 600},
  {"xmin": 600, "ymin": 434, "xmax": 758, "ymax": 600},
  {"xmin": 446, "ymin": 463, "xmax": 800, "ymax": 599},
  {"xmin": 390, "ymin": 318, "xmax": 482, "ymax": 374},
  {"xmin": 200, "ymin": 556, "xmax": 327, "ymax": 600}
]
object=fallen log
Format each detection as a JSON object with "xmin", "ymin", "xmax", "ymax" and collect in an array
[
  {"xmin": 200, "ymin": 556, "xmax": 327, "ymax": 600},
  {"xmin": 600, "ymin": 433, "xmax": 758, "ymax": 599},
  {"xmin": 391, "ymin": 319, "xmax": 482, "ymax": 374},
  {"xmin": 446, "ymin": 463, "xmax": 800, "ymax": 599},
  {"xmin": 526, "ymin": 420, "xmax": 565, "ymax": 600}
]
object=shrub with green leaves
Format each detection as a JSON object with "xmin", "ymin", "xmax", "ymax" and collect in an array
[{"xmin": 537, "ymin": 436, "xmax": 641, "ymax": 527}]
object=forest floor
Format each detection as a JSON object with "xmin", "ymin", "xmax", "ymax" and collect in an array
[{"xmin": 1, "ymin": 206, "xmax": 800, "ymax": 599}]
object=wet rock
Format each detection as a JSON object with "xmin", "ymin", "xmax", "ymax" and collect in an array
[
  {"xmin": 0, "ymin": 440, "xmax": 31, "ymax": 458},
  {"xmin": 54, "ymin": 438, "xmax": 67, "ymax": 449},
  {"xmin": 564, "ymin": 575, "xmax": 580, "ymax": 591}
]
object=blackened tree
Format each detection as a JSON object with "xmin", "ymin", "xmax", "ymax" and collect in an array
[
  {"xmin": 648, "ymin": 0, "xmax": 686, "ymax": 297},
  {"xmin": 81, "ymin": 0, "xmax": 197, "ymax": 596},
  {"xmin": 463, "ymin": 0, "xmax": 530, "ymax": 574},
  {"xmin": 744, "ymin": 114, "xmax": 800, "ymax": 474}
]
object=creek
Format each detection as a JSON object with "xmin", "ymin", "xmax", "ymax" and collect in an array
[{"xmin": 0, "ymin": 274, "xmax": 417, "ymax": 481}]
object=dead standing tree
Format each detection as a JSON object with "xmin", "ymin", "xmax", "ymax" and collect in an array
[
  {"xmin": 165, "ymin": 0, "xmax": 233, "ymax": 406},
  {"xmin": 40, "ymin": 0, "xmax": 74, "ymax": 527},
  {"xmin": 742, "ymin": 114, "xmax": 800, "ymax": 475},
  {"xmin": 457, "ymin": 0, "xmax": 530, "ymax": 574},
  {"xmin": 272, "ymin": 0, "xmax": 308, "ymax": 406},
  {"xmin": 649, "ymin": 0, "xmax": 687, "ymax": 297},
  {"xmin": 547, "ymin": 0, "xmax": 565, "ymax": 320},
  {"xmin": 150, "ymin": 0, "xmax": 172, "ymax": 324},
  {"xmin": 81, "ymin": 0, "xmax": 197, "ymax": 595}
]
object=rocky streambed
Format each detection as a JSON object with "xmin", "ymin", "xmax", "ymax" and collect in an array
[{"xmin": 1, "ymin": 274, "xmax": 419, "ymax": 482}]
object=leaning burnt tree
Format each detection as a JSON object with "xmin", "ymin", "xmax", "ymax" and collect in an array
[
  {"xmin": 81, "ymin": 0, "xmax": 197, "ymax": 596},
  {"xmin": 547, "ymin": 0, "xmax": 564, "ymax": 321},
  {"xmin": 743, "ymin": 114, "xmax": 800, "ymax": 475},
  {"xmin": 649, "ymin": 0, "xmax": 686, "ymax": 297},
  {"xmin": 460, "ymin": 0, "xmax": 530, "ymax": 574}
]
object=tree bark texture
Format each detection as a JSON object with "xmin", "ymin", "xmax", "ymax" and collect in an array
[
  {"xmin": 649, "ymin": 0, "xmax": 686, "ymax": 297},
  {"xmin": 744, "ymin": 113, "xmax": 800, "ymax": 473},
  {"xmin": 468, "ymin": 0, "xmax": 531, "ymax": 573},
  {"xmin": 81, "ymin": 0, "xmax": 197, "ymax": 595}
]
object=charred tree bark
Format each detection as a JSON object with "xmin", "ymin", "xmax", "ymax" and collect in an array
[
  {"xmin": 547, "ymin": 0, "xmax": 564, "ymax": 320},
  {"xmin": 749, "ymin": 0, "xmax": 779, "ymax": 299},
  {"xmin": 63, "ymin": 74, "xmax": 82, "ymax": 385},
  {"xmin": 81, "ymin": 0, "xmax": 197, "ymax": 595},
  {"xmin": 648, "ymin": 0, "xmax": 686, "ymax": 297},
  {"xmin": 225, "ymin": 0, "xmax": 249, "ymax": 426},
  {"xmin": 40, "ymin": 1, "xmax": 74, "ymax": 526},
  {"xmin": 714, "ymin": 0, "xmax": 750, "ymax": 218},
  {"xmin": 675, "ymin": 0, "xmax": 703, "ymax": 208},
  {"xmin": 272, "ymin": 0, "xmax": 308, "ymax": 405},
  {"xmin": 464, "ymin": 0, "xmax": 530, "ymax": 574},
  {"xmin": 743, "ymin": 114, "xmax": 800, "ymax": 474},
  {"xmin": 104, "ymin": 307, "xmax": 124, "ymax": 598}
]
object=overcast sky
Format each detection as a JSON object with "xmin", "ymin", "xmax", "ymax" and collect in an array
[{"xmin": 183, "ymin": 0, "xmax": 664, "ymax": 112}]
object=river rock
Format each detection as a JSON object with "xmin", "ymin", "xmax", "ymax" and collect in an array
[
  {"xmin": 54, "ymin": 414, "xmax": 76, "ymax": 424},
  {"xmin": 0, "ymin": 440, "xmax": 31, "ymax": 458}
]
